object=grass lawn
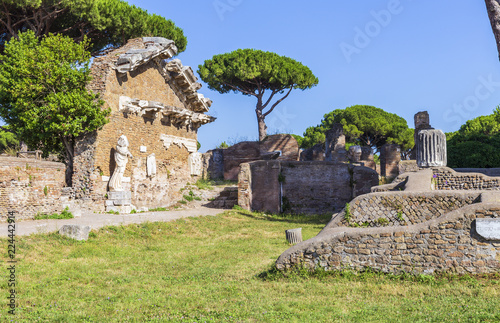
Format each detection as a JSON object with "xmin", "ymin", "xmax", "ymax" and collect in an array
[{"xmin": 1, "ymin": 209, "xmax": 499, "ymax": 322}]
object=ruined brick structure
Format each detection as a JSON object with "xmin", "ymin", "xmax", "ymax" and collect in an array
[
  {"xmin": 276, "ymin": 167, "xmax": 500, "ymax": 274},
  {"xmin": 0, "ymin": 157, "xmax": 67, "ymax": 220},
  {"xmin": 203, "ymin": 134, "xmax": 300, "ymax": 181},
  {"xmin": 73, "ymin": 37, "xmax": 214, "ymax": 211},
  {"xmin": 238, "ymin": 161, "xmax": 379, "ymax": 215}
]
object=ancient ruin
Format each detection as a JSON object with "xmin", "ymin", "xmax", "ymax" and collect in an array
[
  {"xmin": 275, "ymin": 117, "xmax": 500, "ymax": 274},
  {"xmin": 70, "ymin": 37, "xmax": 215, "ymax": 212}
]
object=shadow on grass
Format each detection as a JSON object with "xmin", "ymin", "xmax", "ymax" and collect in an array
[
  {"xmin": 257, "ymin": 264, "xmax": 500, "ymax": 285},
  {"xmin": 234, "ymin": 210, "xmax": 333, "ymax": 226}
]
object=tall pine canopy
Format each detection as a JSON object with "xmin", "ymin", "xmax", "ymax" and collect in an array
[
  {"xmin": 0, "ymin": 0, "xmax": 187, "ymax": 55},
  {"xmin": 198, "ymin": 49, "xmax": 318, "ymax": 141}
]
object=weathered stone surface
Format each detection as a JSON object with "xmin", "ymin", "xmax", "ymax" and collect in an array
[
  {"xmin": 221, "ymin": 135, "xmax": 300, "ymax": 181},
  {"xmin": 432, "ymin": 167, "xmax": 500, "ymax": 191},
  {"xmin": 189, "ymin": 152, "xmax": 202, "ymax": 176},
  {"xmin": 107, "ymin": 191, "xmax": 131, "ymax": 200},
  {"xmin": 348, "ymin": 145, "xmax": 362, "ymax": 163},
  {"xmin": 224, "ymin": 142, "xmax": 261, "ymax": 181},
  {"xmin": 300, "ymin": 143, "xmax": 324, "ymax": 161},
  {"xmin": 238, "ymin": 161, "xmax": 378, "ymax": 215},
  {"xmin": 115, "ymin": 37, "xmax": 176, "ymax": 74},
  {"xmin": 59, "ymin": 225, "xmax": 91, "ymax": 241},
  {"xmin": 73, "ymin": 37, "xmax": 213, "ymax": 210},
  {"xmin": 352, "ymin": 166, "xmax": 379, "ymax": 198},
  {"xmin": 146, "ymin": 153, "xmax": 156, "ymax": 178},
  {"xmin": 202, "ymin": 149, "xmax": 224, "ymax": 179},
  {"xmin": 276, "ymin": 204, "xmax": 500, "ymax": 274},
  {"xmin": 325, "ymin": 124, "xmax": 347, "ymax": 162},
  {"xmin": 417, "ymin": 129, "xmax": 447, "ymax": 167},
  {"xmin": 119, "ymin": 96, "xmax": 215, "ymax": 129},
  {"xmin": 0, "ymin": 157, "xmax": 66, "ymax": 221},
  {"xmin": 260, "ymin": 134, "xmax": 300, "ymax": 161},
  {"xmin": 286, "ymin": 228, "xmax": 302, "ymax": 244},
  {"xmin": 380, "ymin": 144, "xmax": 401, "ymax": 178},
  {"xmin": 109, "ymin": 135, "xmax": 133, "ymax": 192},
  {"xmin": 476, "ymin": 219, "xmax": 500, "ymax": 240},
  {"xmin": 360, "ymin": 146, "xmax": 376, "ymax": 171}
]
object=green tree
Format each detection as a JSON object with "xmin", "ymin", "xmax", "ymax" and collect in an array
[
  {"xmin": 0, "ymin": 126, "xmax": 18, "ymax": 152},
  {"xmin": 447, "ymin": 107, "xmax": 500, "ymax": 167},
  {"xmin": 0, "ymin": 0, "xmax": 187, "ymax": 55},
  {"xmin": 302, "ymin": 105, "xmax": 414, "ymax": 156},
  {"xmin": 0, "ymin": 31, "xmax": 110, "ymax": 184},
  {"xmin": 198, "ymin": 49, "xmax": 318, "ymax": 141}
]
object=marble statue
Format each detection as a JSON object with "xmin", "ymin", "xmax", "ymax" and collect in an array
[
  {"xmin": 147, "ymin": 153, "xmax": 157, "ymax": 178},
  {"xmin": 109, "ymin": 135, "xmax": 133, "ymax": 191}
]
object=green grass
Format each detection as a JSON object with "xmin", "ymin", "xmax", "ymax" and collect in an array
[
  {"xmin": 33, "ymin": 207, "xmax": 73, "ymax": 220},
  {"xmin": 1, "ymin": 210, "xmax": 499, "ymax": 322}
]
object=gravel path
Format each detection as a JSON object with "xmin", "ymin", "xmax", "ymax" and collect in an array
[{"xmin": 0, "ymin": 207, "xmax": 226, "ymax": 237}]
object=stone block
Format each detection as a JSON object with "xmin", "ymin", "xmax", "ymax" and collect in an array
[
  {"xmin": 59, "ymin": 225, "xmax": 91, "ymax": 241},
  {"xmin": 107, "ymin": 191, "xmax": 131, "ymax": 200},
  {"xmin": 476, "ymin": 219, "xmax": 500, "ymax": 240},
  {"xmin": 113, "ymin": 199, "xmax": 131, "ymax": 206},
  {"xmin": 480, "ymin": 192, "xmax": 500, "ymax": 203}
]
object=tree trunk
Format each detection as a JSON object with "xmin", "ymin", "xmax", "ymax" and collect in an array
[
  {"xmin": 485, "ymin": 0, "xmax": 500, "ymax": 60},
  {"xmin": 61, "ymin": 136, "xmax": 74, "ymax": 187},
  {"xmin": 256, "ymin": 110, "xmax": 267, "ymax": 141}
]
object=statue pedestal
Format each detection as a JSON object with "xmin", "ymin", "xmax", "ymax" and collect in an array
[{"xmin": 106, "ymin": 191, "xmax": 133, "ymax": 213}]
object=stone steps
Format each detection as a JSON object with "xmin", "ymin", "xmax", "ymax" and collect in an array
[{"xmin": 208, "ymin": 186, "xmax": 238, "ymax": 209}]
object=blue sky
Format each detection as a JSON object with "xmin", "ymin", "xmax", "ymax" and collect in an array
[{"xmin": 118, "ymin": 1, "xmax": 500, "ymax": 150}]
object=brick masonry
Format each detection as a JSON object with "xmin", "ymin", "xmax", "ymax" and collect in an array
[
  {"xmin": 335, "ymin": 191, "xmax": 479, "ymax": 227},
  {"xmin": 276, "ymin": 203, "xmax": 500, "ymax": 274},
  {"xmin": 73, "ymin": 38, "xmax": 211, "ymax": 210},
  {"xmin": 210, "ymin": 134, "xmax": 300, "ymax": 181},
  {"xmin": 0, "ymin": 157, "xmax": 66, "ymax": 221},
  {"xmin": 238, "ymin": 161, "xmax": 379, "ymax": 215},
  {"xmin": 433, "ymin": 168, "xmax": 500, "ymax": 190}
]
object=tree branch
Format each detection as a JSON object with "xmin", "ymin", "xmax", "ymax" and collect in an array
[
  {"xmin": 261, "ymin": 89, "xmax": 279, "ymax": 110},
  {"xmin": 263, "ymin": 86, "xmax": 293, "ymax": 117},
  {"xmin": 221, "ymin": 81, "xmax": 256, "ymax": 96},
  {"xmin": 0, "ymin": 126, "xmax": 16, "ymax": 134}
]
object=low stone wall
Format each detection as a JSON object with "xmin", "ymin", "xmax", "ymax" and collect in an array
[
  {"xmin": 337, "ymin": 191, "xmax": 479, "ymax": 227},
  {"xmin": 0, "ymin": 157, "xmax": 66, "ymax": 221},
  {"xmin": 433, "ymin": 168, "xmax": 500, "ymax": 190},
  {"xmin": 276, "ymin": 203, "xmax": 500, "ymax": 274},
  {"xmin": 238, "ymin": 161, "xmax": 378, "ymax": 215}
]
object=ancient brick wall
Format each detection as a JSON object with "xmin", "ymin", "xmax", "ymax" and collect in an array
[
  {"xmin": 73, "ymin": 38, "xmax": 209, "ymax": 210},
  {"xmin": 433, "ymin": 168, "xmax": 500, "ymax": 190},
  {"xmin": 380, "ymin": 144, "xmax": 401, "ymax": 178},
  {"xmin": 338, "ymin": 191, "xmax": 479, "ymax": 227},
  {"xmin": 238, "ymin": 161, "xmax": 378, "ymax": 215},
  {"xmin": 222, "ymin": 135, "xmax": 300, "ymax": 181},
  {"xmin": 276, "ymin": 204, "xmax": 500, "ymax": 274},
  {"xmin": 260, "ymin": 134, "xmax": 299, "ymax": 160},
  {"xmin": 0, "ymin": 157, "xmax": 66, "ymax": 221}
]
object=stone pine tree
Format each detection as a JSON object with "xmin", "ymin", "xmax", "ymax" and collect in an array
[
  {"xmin": 302, "ymin": 105, "xmax": 414, "ymax": 157},
  {"xmin": 198, "ymin": 49, "xmax": 319, "ymax": 141},
  {"xmin": 0, "ymin": 0, "xmax": 187, "ymax": 55},
  {"xmin": 0, "ymin": 31, "xmax": 110, "ymax": 185}
]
